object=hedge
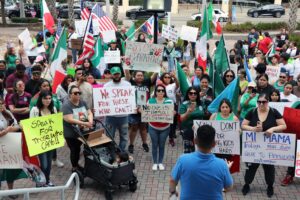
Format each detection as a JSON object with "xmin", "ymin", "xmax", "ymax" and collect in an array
[
  {"xmin": 11, "ymin": 17, "xmax": 39, "ymax": 23},
  {"xmin": 289, "ymin": 33, "xmax": 300, "ymax": 49}
]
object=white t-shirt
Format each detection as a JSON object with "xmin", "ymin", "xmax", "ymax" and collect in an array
[
  {"xmin": 293, "ymin": 58, "xmax": 300, "ymax": 81},
  {"xmin": 279, "ymin": 63, "xmax": 295, "ymax": 77},
  {"xmin": 280, "ymin": 92, "xmax": 298, "ymax": 102}
]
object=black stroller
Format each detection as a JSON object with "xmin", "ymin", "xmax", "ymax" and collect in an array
[{"xmin": 73, "ymin": 120, "xmax": 138, "ymax": 200}]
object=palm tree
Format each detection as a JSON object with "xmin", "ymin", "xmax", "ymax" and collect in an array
[
  {"xmin": 0, "ymin": 0, "xmax": 6, "ymax": 25},
  {"xmin": 68, "ymin": 0, "xmax": 75, "ymax": 26},
  {"xmin": 227, "ymin": 0, "xmax": 233, "ymax": 25},
  {"xmin": 288, "ymin": 0, "xmax": 299, "ymax": 33},
  {"xmin": 112, "ymin": 0, "xmax": 119, "ymax": 25}
]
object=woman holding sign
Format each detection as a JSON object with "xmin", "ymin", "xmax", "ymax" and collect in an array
[
  {"xmin": 148, "ymin": 85, "xmax": 173, "ymax": 171},
  {"xmin": 30, "ymin": 90, "xmax": 57, "ymax": 187},
  {"xmin": 241, "ymin": 93, "xmax": 286, "ymax": 198}
]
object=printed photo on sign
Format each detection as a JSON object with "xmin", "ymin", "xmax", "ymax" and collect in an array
[
  {"xmin": 242, "ymin": 131, "xmax": 296, "ymax": 167},
  {"xmin": 137, "ymin": 90, "xmax": 147, "ymax": 106}
]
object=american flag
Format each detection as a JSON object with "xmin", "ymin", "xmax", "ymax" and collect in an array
[
  {"xmin": 75, "ymin": 17, "xmax": 95, "ymax": 65},
  {"xmin": 80, "ymin": 0, "xmax": 90, "ymax": 20},
  {"xmin": 141, "ymin": 16, "xmax": 154, "ymax": 36},
  {"xmin": 91, "ymin": 3, "xmax": 117, "ymax": 31},
  {"xmin": 55, "ymin": 18, "xmax": 62, "ymax": 43}
]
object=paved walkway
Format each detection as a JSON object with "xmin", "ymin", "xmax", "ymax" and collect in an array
[{"xmin": 1, "ymin": 132, "xmax": 300, "ymax": 200}]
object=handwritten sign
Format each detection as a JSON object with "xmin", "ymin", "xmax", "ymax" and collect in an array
[
  {"xmin": 162, "ymin": 24, "xmax": 178, "ymax": 42},
  {"xmin": 193, "ymin": 120, "xmax": 240, "ymax": 155},
  {"xmin": 104, "ymin": 50, "xmax": 120, "ymax": 63},
  {"xmin": 0, "ymin": 132, "xmax": 23, "ymax": 169},
  {"xmin": 266, "ymin": 65, "xmax": 280, "ymax": 85},
  {"xmin": 295, "ymin": 140, "xmax": 300, "ymax": 177},
  {"xmin": 180, "ymin": 25, "xmax": 198, "ymax": 42},
  {"xmin": 242, "ymin": 131, "xmax": 296, "ymax": 166},
  {"xmin": 21, "ymin": 113, "xmax": 64, "ymax": 157},
  {"xmin": 18, "ymin": 28, "xmax": 34, "ymax": 49},
  {"xmin": 93, "ymin": 86, "xmax": 136, "ymax": 117},
  {"xmin": 123, "ymin": 41, "xmax": 164, "ymax": 72},
  {"xmin": 141, "ymin": 104, "xmax": 174, "ymax": 123},
  {"xmin": 269, "ymin": 102, "xmax": 293, "ymax": 115}
]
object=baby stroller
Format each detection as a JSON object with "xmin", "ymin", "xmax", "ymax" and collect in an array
[{"xmin": 73, "ymin": 120, "xmax": 138, "ymax": 200}]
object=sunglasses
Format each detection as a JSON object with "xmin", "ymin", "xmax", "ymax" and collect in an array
[
  {"xmin": 257, "ymin": 100, "xmax": 268, "ymax": 105},
  {"xmin": 226, "ymin": 75, "xmax": 233, "ymax": 78},
  {"xmin": 156, "ymin": 89, "xmax": 165, "ymax": 93},
  {"xmin": 32, "ymin": 71, "xmax": 41, "ymax": 75},
  {"xmin": 72, "ymin": 92, "xmax": 82, "ymax": 95},
  {"xmin": 164, "ymin": 76, "xmax": 171, "ymax": 79},
  {"xmin": 279, "ymin": 76, "xmax": 287, "ymax": 78},
  {"xmin": 188, "ymin": 92, "xmax": 197, "ymax": 96}
]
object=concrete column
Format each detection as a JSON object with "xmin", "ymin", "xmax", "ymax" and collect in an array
[
  {"xmin": 274, "ymin": 0, "xmax": 282, "ymax": 5},
  {"xmin": 222, "ymin": 0, "xmax": 229, "ymax": 13},
  {"xmin": 171, "ymin": 0, "xmax": 178, "ymax": 14}
]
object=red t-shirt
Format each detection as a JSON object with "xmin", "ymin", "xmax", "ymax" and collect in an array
[{"xmin": 258, "ymin": 37, "xmax": 272, "ymax": 54}]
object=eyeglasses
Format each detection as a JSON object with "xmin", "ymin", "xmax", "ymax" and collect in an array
[
  {"xmin": 72, "ymin": 92, "xmax": 82, "ymax": 95},
  {"xmin": 279, "ymin": 76, "xmax": 287, "ymax": 78},
  {"xmin": 164, "ymin": 76, "xmax": 171, "ymax": 79},
  {"xmin": 188, "ymin": 92, "xmax": 197, "ymax": 96},
  {"xmin": 32, "ymin": 71, "xmax": 41, "ymax": 75},
  {"xmin": 156, "ymin": 89, "xmax": 165, "ymax": 93},
  {"xmin": 226, "ymin": 75, "xmax": 233, "ymax": 78},
  {"xmin": 257, "ymin": 100, "xmax": 268, "ymax": 105}
]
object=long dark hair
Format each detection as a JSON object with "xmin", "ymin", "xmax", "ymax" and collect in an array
[
  {"xmin": 269, "ymin": 89, "xmax": 281, "ymax": 102},
  {"xmin": 154, "ymin": 84, "xmax": 167, "ymax": 98},
  {"xmin": 11, "ymin": 80, "xmax": 24, "ymax": 106},
  {"xmin": 36, "ymin": 90, "xmax": 55, "ymax": 115},
  {"xmin": 38, "ymin": 79, "xmax": 52, "ymax": 93},
  {"xmin": 218, "ymin": 98, "xmax": 233, "ymax": 113},
  {"xmin": 160, "ymin": 73, "xmax": 174, "ymax": 85},
  {"xmin": 0, "ymin": 97, "xmax": 13, "ymax": 124},
  {"xmin": 61, "ymin": 75, "xmax": 74, "ymax": 92},
  {"xmin": 184, "ymin": 87, "xmax": 201, "ymax": 105},
  {"xmin": 82, "ymin": 58, "xmax": 93, "ymax": 70},
  {"xmin": 222, "ymin": 70, "xmax": 236, "ymax": 86}
]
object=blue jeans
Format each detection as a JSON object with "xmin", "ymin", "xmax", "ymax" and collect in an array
[
  {"xmin": 106, "ymin": 116, "xmax": 128, "ymax": 151},
  {"xmin": 38, "ymin": 150, "xmax": 53, "ymax": 183},
  {"xmin": 148, "ymin": 126, "xmax": 170, "ymax": 164},
  {"xmin": 167, "ymin": 55, "xmax": 175, "ymax": 72}
]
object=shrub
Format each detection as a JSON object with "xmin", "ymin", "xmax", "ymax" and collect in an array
[
  {"xmin": 11, "ymin": 17, "xmax": 39, "ymax": 23},
  {"xmin": 289, "ymin": 33, "xmax": 300, "ymax": 49}
]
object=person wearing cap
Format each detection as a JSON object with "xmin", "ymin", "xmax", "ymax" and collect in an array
[
  {"xmin": 5, "ymin": 64, "xmax": 29, "ymax": 94},
  {"xmin": 258, "ymin": 32, "xmax": 273, "ymax": 55},
  {"xmin": 25, "ymin": 65, "xmax": 44, "ymax": 96},
  {"xmin": 106, "ymin": 40, "xmax": 124, "ymax": 72},
  {"xmin": 279, "ymin": 53, "xmax": 294, "ymax": 80},
  {"xmin": 240, "ymin": 81, "xmax": 258, "ymax": 121},
  {"xmin": 104, "ymin": 66, "xmax": 131, "ymax": 151},
  {"xmin": 274, "ymin": 69, "xmax": 289, "ymax": 92}
]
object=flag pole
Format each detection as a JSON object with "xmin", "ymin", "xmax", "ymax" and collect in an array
[{"xmin": 125, "ymin": 17, "xmax": 150, "ymax": 42}]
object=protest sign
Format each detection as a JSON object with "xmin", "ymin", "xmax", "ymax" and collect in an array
[
  {"xmin": 18, "ymin": 28, "xmax": 34, "ymax": 49},
  {"xmin": 102, "ymin": 30, "xmax": 116, "ymax": 43},
  {"xmin": 0, "ymin": 132, "xmax": 23, "ymax": 169},
  {"xmin": 180, "ymin": 25, "xmax": 198, "ymax": 42},
  {"xmin": 93, "ymin": 86, "xmax": 136, "ymax": 117},
  {"xmin": 283, "ymin": 107, "xmax": 300, "ymax": 138},
  {"xmin": 67, "ymin": 67, "xmax": 76, "ymax": 77},
  {"xmin": 266, "ymin": 65, "xmax": 280, "ymax": 85},
  {"xmin": 75, "ymin": 20, "xmax": 100, "ymax": 37},
  {"xmin": 162, "ymin": 24, "xmax": 178, "ymax": 43},
  {"xmin": 104, "ymin": 50, "xmax": 121, "ymax": 63},
  {"xmin": 123, "ymin": 41, "xmax": 164, "ymax": 72},
  {"xmin": 242, "ymin": 131, "xmax": 296, "ymax": 166},
  {"xmin": 269, "ymin": 102, "xmax": 293, "ymax": 115},
  {"xmin": 21, "ymin": 113, "xmax": 64, "ymax": 157},
  {"xmin": 295, "ymin": 140, "xmax": 300, "ymax": 177},
  {"xmin": 193, "ymin": 120, "xmax": 240, "ymax": 155},
  {"xmin": 141, "ymin": 104, "xmax": 174, "ymax": 123}
]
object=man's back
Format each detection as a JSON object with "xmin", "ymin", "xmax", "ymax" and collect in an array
[{"xmin": 171, "ymin": 151, "xmax": 233, "ymax": 200}]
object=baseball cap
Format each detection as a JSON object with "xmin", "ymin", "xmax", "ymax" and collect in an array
[
  {"xmin": 248, "ymin": 82, "xmax": 256, "ymax": 88},
  {"xmin": 110, "ymin": 67, "xmax": 121, "ymax": 75}
]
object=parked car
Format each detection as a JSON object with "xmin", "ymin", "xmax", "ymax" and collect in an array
[
  {"xmin": 56, "ymin": 4, "xmax": 81, "ymax": 19},
  {"xmin": 247, "ymin": 4, "xmax": 285, "ymax": 18},
  {"xmin": 7, "ymin": 3, "xmax": 41, "ymax": 18},
  {"xmin": 191, "ymin": 9, "xmax": 228, "ymax": 22},
  {"xmin": 126, "ymin": 7, "xmax": 167, "ymax": 20}
]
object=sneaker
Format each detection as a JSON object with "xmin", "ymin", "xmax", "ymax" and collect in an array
[
  {"xmin": 47, "ymin": 181, "xmax": 55, "ymax": 187},
  {"xmin": 267, "ymin": 186, "xmax": 274, "ymax": 198},
  {"xmin": 169, "ymin": 138, "xmax": 175, "ymax": 147},
  {"xmin": 53, "ymin": 159, "xmax": 64, "ymax": 168},
  {"xmin": 281, "ymin": 175, "xmax": 293, "ymax": 186},
  {"xmin": 158, "ymin": 163, "xmax": 165, "ymax": 171},
  {"xmin": 152, "ymin": 164, "xmax": 158, "ymax": 171},
  {"xmin": 142, "ymin": 143, "xmax": 149, "ymax": 152},
  {"xmin": 242, "ymin": 184, "xmax": 250, "ymax": 196},
  {"xmin": 128, "ymin": 145, "xmax": 134, "ymax": 154}
]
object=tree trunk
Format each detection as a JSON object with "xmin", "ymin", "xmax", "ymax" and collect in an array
[
  {"xmin": 112, "ymin": 0, "xmax": 119, "ymax": 25},
  {"xmin": 47, "ymin": 0, "xmax": 57, "ymax": 21},
  {"xmin": 68, "ymin": 0, "xmax": 75, "ymax": 27},
  {"xmin": 227, "ymin": 0, "xmax": 233, "ymax": 25},
  {"xmin": 0, "ymin": 0, "xmax": 6, "ymax": 25},
  {"xmin": 20, "ymin": 0, "xmax": 25, "ymax": 18},
  {"xmin": 288, "ymin": 0, "xmax": 299, "ymax": 33}
]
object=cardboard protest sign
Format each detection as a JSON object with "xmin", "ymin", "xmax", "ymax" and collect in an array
[
  {"xmin": 93, "ymin": 86, "xmax": 136, "ymax": 117},
  {"xmin": 180, "ymin": 25, "xmax": 198, "ymax": 42},
  {"xmin": 242, "ymin": 131, "xmax": 296, "ymax": 166},
  {"xmin": 269, "ymin": 102, "xmax": 293, "ymax": 115},
  {"xmin": 75, "ymin": 20, "xmax": 100, "ymax": 37},
  {"xmin": 295, "ymin": 140, "xmax": 300, "ymax": 177},
  {"xmin": 102, "ymin": 30, "xmax": 116, "ymax": 43},
  {"xmin": 162, "ymin": 24, "xmax": 178, "ymax": 43},
  {"xmin": 193, "ymin": 120, "xmax": 240, "ymax": 155},
  {"xmin": 104, "ymin": 50, "xmax": 121, "ymax": 63},
  {"xmin": 265, "ymin": 65, "xmax": 280, "ymax": 85},
  {"xmin": 123, "ymin": 41, "xmax": 164, "ymax": 72},
  {"xmin": 18, "ymin": 28, "xmax": 34, "ymax": 49},
  {"xmin": 21, "ymin": 113, "xmax": 64, "ymax": 157},
  {"xmin": 141, "ymin": 104, "xmax": 174, "ymax": 123},
  {"xmin": 0, "ymin": 132, "xmax": 23, "ymax": 169},
  {"xmin": 283, "ymin": 107, "xmax": 300, "ymax": 138}
]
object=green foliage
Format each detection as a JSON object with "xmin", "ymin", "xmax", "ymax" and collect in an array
[
  {"xmin": 289, "ymin": 33, "xmax": 300, "ymax": 49},
  {"xmin": 186, "ymin": 20, "xmax": 214, "ymax": 30},
  {"xmin": 11, "ymin": 17, "xmax": 39, "ymax": 23}
]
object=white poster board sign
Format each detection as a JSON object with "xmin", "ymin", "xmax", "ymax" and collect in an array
[
  {"xmin": 102, "ymin": 30, "xmax": 116, "ymax": 43},
  {"xmin": 18, "ymin": 28, "xmax": 34, "ymax": 49},
  {"xmin": 141, "ymin": 104, "xmax": 174, "ymax": 123},
  {"xmin": 0, "ymin": 132, "xmax": 23, "ymax": 169},
  {"xmin": 104, "ymin": 50, "xmax": 120, "ymax": 63},
  {"xmin": 269, "ymin": 102, "xmax": 294, "ymax": 115},
  {"xmin": 123, "ymin": 41, "xmax": 164, "ymax": 72},
  {"xmin": 75, "ymin": 20, "xmax": 100, "ymax": 37},
  {"xmin": 295, "ymin": 140, "xmax": 300, "ymax": 177},
  {"xmin": 162, "ymin": 24, "xmax": 178, "ymax": 43},
  {"xmin": 180, "ymin": 25, "xmax": 198, "ymax": 42},
  {"xmin": 242, "ymin": 131, "xmax": 296, "ymax": 166},
  {"xmin": 193, "ymin": 120, "xmax": 240, "ymax": 155},
  {"xmin": 266, "ymin": 65, "xmax": 280, "ymax": 85},
  {"xmin": 93, "ymin": 86, "xmax": 136, "ymax": 117}
]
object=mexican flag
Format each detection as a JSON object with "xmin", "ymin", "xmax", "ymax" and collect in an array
[
  {"xmin": 207, "ymin": 1, "xmax": 222, "ymax": 35},
  {"xmin": 176, "ymin": 61, "xmax": 190, "ymax": 97},
  {"xmin": 126, "ymin": 24, "xmax": 136, "ymax": 41},
  {"xmin": 214, "ymin": 34, "xmax": 229, "ymax": 74},
  {"xmin": 266, "ymin": 44, "xmax": 276, "ymax": 65},
  {"xmin": 40, "ymin": 0, "xmax": 55, "ymax": 34},
  {"xmin": 50, "ymin": 27, "xmax": 67, "ymax": 76},
  {"xmin": 91, "ymin": 38, "xmax": 106, "ymax": 75},
  {"xmin": 196, "ymin": 7, "xmax": 212, "ymax": 71}
]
